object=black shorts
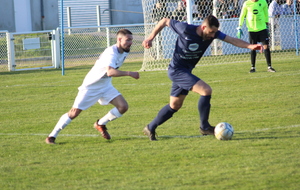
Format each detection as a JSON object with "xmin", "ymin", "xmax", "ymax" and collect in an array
[{"xmin": 249, "ymin": 29, "xmax": 269, "ymax": 45}]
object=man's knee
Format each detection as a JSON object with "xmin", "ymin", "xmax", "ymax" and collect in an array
[
  {"xmin": 170, "ymin": 102, "xmax": 182, "ymax": 110},
  {"xmin": 117, "ymin": 104, "xmax": 128, "ymax": 114},
  {"xmin": 192, "ymin": 80, "xmax": 212, "ymax": 96},
  {"xmin": 203, "ymin": 86, "xmax": 212, "ymax": 95},
  {"xmin": 68, "ymin": 108, "xmax": 82, "ymax": 119}
]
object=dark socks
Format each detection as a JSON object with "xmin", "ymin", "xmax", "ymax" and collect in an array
[
  {"xmin": 251, "ymin": 50, "xmax": 256, "ymax": 68},
  {"xmin": 251, "ymin": 48, "xmax": 272, "ymax": 68},
  {"xmin": 264, "ymin": 48, "xmax": 271, "ymax": 67},
  {"xmin": 198, "ymin": 95, "xmax": 211, "ymax": 129},
  {"xmin": 148, "ymin": 104, "xmax": 177, "ymax": 132}
]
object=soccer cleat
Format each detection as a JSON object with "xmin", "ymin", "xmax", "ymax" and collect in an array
[
  {"xmin": 200, "ymin": 126, "xmax": 215, "ymax": 136},
  {"xmin": 94, "ymin": 121, "xmax": 111, "ymax": 140},
  {"xmin": 267, "ymin": 67, "xmax": 276, "ymax": 72},
  {"xmin": 143, "ymin": 125, "xmax": 157, "ymax": 141},
  {"xmin": 45, "ymin": 137, "xmax": 56, "ymax": 144},
  {"xmin": 249, "ymin": 68, "xmax": 256, "ymax": 73}
]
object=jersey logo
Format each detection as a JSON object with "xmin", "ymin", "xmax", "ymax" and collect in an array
[
  {"xmin": 253, "ymin": 9, "xmax": 258, "ymax": 15},
  {"xmin": 188, "ymin": 43, "xmax": 199, "ymax": 51}
]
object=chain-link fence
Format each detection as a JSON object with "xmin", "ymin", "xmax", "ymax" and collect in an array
[
  {"xmin": 0, "ymin": 31, "xmax": 8, "ymax": 71},
  {"xmin": 0, "ymin": 25, "xmax": 145, "ymax": 72},
  {"xmin": 141, "ymin": 0, "xmax": 300, "ymax": 71},
  {"xmin": 1, "ymin": 2, "xmax": 299, "ymax": 72},
  {"xmin": 2, "ymin": 30, "xmax": 58, "ymax": 72},
  {"xmin": 62, "ymin": 24, "xmax": 145, "ymax": 68}
]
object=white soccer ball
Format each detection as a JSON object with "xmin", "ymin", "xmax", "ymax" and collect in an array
[{"xmin": 215, "ymin": 122, "xmax": 234, "ymax": 140}]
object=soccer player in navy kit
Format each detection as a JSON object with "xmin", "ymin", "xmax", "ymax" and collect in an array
[{"xmin": 142, "ymin": 15, "xmax": 263, "ymax": 141}]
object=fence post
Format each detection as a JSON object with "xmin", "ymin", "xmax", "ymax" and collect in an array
[
  {"xmin": 96, "ymin": 5, "xmax": 101, "ymax": 32},
  {"xmin": 6, "ymin": 32, "xmax": 15, "ymax": 71},
  {"xmin": 106, "ymin": 27, "xmax": 110, "ymax": 47},
  {"xmin": 67, "ymin": 7, "xmax": 72, "ymax": 35},
  {"xmin": 52, "ymin": 29, "xmax": 61, "ymax": 69},
  {"xmin": 269, "ymin": 17, "xmax": 275, "ymax": 51}
]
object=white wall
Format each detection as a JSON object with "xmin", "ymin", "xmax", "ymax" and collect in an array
[{"xmin": 14, "ymin": 0, "xmax": 32, "ymax": 32}]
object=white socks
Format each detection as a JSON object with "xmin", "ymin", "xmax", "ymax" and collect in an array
[
  {"xmin": 98, "ymin": 107, "xmax": 122, "ymax": 125},
  {"xmin": 48, "ymin": 108, "xmax": 122, "ymax": 138},
  {"xmin": 49, "ymin": 113, "xmax": 72, "ymax": 138}
]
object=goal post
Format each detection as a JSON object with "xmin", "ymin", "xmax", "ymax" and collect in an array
[
  {"xmin": 141, "ymin": 0, "xmax": 299, "ymax": 71},
  {"xmin": 140, "ymin": 0, "xmax": 245, "ymax": 71}
]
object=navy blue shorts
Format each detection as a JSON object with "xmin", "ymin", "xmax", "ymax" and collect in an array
[{"xmin": 168, "ymin": 66, "xmax": 200, "ymax": 97}]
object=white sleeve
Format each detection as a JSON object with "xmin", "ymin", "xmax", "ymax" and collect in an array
[{"xmin": 97, "ymin": 47, "xmax": 118, "ymax": 69}]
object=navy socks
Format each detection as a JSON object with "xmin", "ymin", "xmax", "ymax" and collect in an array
[
  {"xmin": 148, "ymin": 104, "xmax": 177, "ymax": 132},
  {"xmin": 148, "ymin": 95, "xmax": 212, "ymax": 131},
  {"xmin": 198, "ymin": 95, "xmax": 211, "ymax": 129}
]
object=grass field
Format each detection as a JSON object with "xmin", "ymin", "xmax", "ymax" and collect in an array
[{"xmin": 0, "ymin": 58, "xmax": 300, "ymax": 190}]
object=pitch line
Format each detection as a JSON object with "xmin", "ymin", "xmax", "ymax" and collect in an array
[{"xmin": 0, "ymin": 124, "xmax": 299, "ymax": 138}]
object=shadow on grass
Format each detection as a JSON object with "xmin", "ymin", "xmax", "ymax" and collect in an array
[{"xmin": 232, "ymin": 131, "xmax": 300, "ymax": 140}]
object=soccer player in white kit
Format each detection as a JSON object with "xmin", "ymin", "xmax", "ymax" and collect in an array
[{"xmin": 45, "ymin": 29, "xmax": 139, "ymax": 144}]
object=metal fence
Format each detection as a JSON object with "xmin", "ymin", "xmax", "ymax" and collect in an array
[
  {"xmin": 61, "ymin": 24, "xmax": 145, "ymax": 68},
  {"xmin": 0, "ymin": 31, "xmax": 8, "ymax": 71},
  {"xmin": 0, "ymin": 20, "xmax": 299, "ymax": 72},
  {"xmin": 1, "ymin": 30, "xmax": 60, "ymax": 71},
  {"xmin": 0, "ymin": 25, "xmax": 145, "ymax": 72}
]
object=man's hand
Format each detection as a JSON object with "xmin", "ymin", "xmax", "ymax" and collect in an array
[
  {"xmin": 249, "ymin": 44, "xmax": 264, "ymax": 53},
  {"xmin": 142, "ymin": 39, "xmax": 153, "ymax": 49},
  {"xmin": 236, "ymin": 27, "xmax": 243, "ymax": 39},
  {"xmin": 128, "ymin": 71, "xmax": 140, "ymax": 79}
]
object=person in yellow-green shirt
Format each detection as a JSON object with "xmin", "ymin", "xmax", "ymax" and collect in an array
[{"xmin": 237, "ymin": 0, "xmax": 276, "ymax": 73}]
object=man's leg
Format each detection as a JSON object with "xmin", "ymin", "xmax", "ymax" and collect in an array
[
  {"xmin": 249, "ymin": 32, "xmax": 257, "ymax": 72},
  {"xmin": 147, "ymin": 104, "xmax": 177, "ymax": 132},
  {"xmin": 46, "ymin": 108, "xmax": 82, "ymax": 144},
  {"xmin": 198, "ymin": 95, "xmax": 211, "ymax": 129},
  {"xmin": 144, "ymin": 95, "xmax": 185, "ymax": 140},
  {"xmin": 191, "ymin": 80, "xmax": 214, "ymax": 135},
  {"xmin": 46, "ymin": 89, "xmax": 99, "ymax": 144},
  {"xmin": 265, "ymin": 46, "xmax": 275, "ymax": 72},
  {"xmin": 94, "ymin": 95, "xmax": 128, "ymax": 140},
  {"xmin": 264, "ymin": 45, "xmax": 272, "ymax": 67},
  {"xmin": 250, "ymin": 50, "xmax": 256, "ymax": 69}
]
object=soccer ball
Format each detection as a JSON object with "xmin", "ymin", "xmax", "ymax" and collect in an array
[{"xmin": 215, "ymin": 122, "xmax": 234, "ymax": 140}]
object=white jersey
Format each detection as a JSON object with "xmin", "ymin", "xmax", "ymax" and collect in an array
[{"xmin": 78, "ymin": 44, "xmax": 128, "ymax": 91}]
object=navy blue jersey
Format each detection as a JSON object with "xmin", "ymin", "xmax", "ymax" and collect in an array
[{"xmin": 169, "ymin": 19, "xmax": 226, "ymax": 71}]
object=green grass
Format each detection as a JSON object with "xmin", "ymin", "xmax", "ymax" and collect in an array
[{"xmin": 0, "ymin": 58, "xmax": 300, "ymax": 190}]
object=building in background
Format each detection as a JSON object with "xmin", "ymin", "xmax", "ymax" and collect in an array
[
  {"xmin": 0, "ymin": 0, "xmax": 59, "ymax": 32},
  {"xmin": 0, "ymin": 0, "xmax": 144, "ymax": 32}
]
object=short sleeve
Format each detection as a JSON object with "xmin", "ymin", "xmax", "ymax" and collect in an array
[
  {"xmin": 215, "ymin": 31, "xmax": 226, "ymax": 40},
  {"xmin": 169, "ymin": 19, "xmax": 188, "ymax": 35}
]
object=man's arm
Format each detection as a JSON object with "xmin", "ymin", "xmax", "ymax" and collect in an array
[
  {"xmin": 223, "ymin": 35, "xmax": 263, "ymax": 52},
  {"xmin": 142, "ymin": 18, "xmax": 171, "ymax": 49},
  {"xmin": 238, "ymin": 3, "xmax": 247, "ymax": 27},
  {"xmin": 106, "ymin": 66, "xmax": 139, "ymax": 79},
  {"xmin": 264, "ymin": 1, "xmax": 269, "ymax": 23}
]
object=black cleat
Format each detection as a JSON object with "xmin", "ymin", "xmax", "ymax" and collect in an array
[
  {"xmin": 267, "ymin": 67, "xmax": 276, "ymax": 72},
  {"xmin": 45, "ymin": 137, "xmax": 56, "ymax": 144},
  {"xmin": 143, "ymin": 126, "xmax": 157, "ymax": 141},
  {"xmin": 200, "ymin": 126, "xmax": 215, "ymax": 136}
]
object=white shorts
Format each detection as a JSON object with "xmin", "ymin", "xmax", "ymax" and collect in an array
[{"xmin": 72, "ymin": 85, "xmax": 121, "ymax": 110}]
